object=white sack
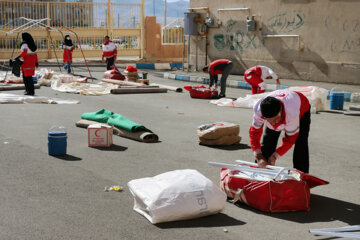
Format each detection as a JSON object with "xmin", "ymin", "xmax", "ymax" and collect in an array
[
  {"xmin": 197, "ymin": 122, "xmax": 240, "ymax": 140},
  {"xmin": 210, "ymin": 86, "xmax": 328, "ymax": 112},
  {"xmin": 127, "ymin": 169, "xmax": 227, "ymax": 224},
  {"xmin": 288, "ymin": 86, "xmax": 328, "ymax": 112}
]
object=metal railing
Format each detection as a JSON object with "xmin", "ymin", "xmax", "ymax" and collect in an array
[
  {"xmin": 0, "ymin": 0, "xmax": 144, "ymax": 59},
  {"xmin": 162, "ymin": 18, "xmax": 184, "ymax": 45}
]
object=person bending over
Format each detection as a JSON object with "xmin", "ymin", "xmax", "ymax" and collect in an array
[
  {"xmin": 203, "ymin": 59, "xmax": 233, "ymax": 98},
  {"xmin": 249, "ymin": 89, "xmax": 311, "ymax": 173}
]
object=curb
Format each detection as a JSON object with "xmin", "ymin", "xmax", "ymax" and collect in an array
[
  {"xmin": 162, "ymin": 72, "xmax": 360, "ymax": 103},
  {"xmin": 117, "ymin": 63, "xmax": 183, "ymax": 70}
]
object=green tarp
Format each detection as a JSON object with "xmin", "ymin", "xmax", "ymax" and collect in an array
[
  {"xmin": 81, "ymin": 109, "xmax": 150, "ymax": 133},
  {"xmin": 81, "ymin": 109, "xmax": 113, "ymax": 123}
]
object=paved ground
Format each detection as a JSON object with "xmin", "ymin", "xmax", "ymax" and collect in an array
[{"xmin": 0, "ymin": 65, "xmax": 359, "ymax": 240}]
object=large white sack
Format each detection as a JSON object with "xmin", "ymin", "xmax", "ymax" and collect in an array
[
  {"xmin": 210, "ymin": 86, "xmax": 328, "ymax": 112},
  {"xmin": 127, "ymin": 169, "xmax": 227, "ymax": 224}
]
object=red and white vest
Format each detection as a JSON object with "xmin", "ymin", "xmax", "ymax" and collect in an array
[
  {"xmin": 102, "ymin": 41, "xmax": 117, "ymax": 59},
  {"xmin": 249, "ymin": 89, "xmax": 310, "ymax": 156},
  {"xmin": 20, "ymin": 43, "xmax": 38, "ymax": 77}
]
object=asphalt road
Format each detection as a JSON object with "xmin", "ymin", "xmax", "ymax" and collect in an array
[{"xmin": 0, "ymin": 66, "xmax": 359, "ymax": 240}]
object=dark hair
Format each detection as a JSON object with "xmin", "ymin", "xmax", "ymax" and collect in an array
[
  {"xmin": 63, "ymin": 35, "xmax": 73, "ymax": 47},
  {"xmin": 202, "ymin": 66, "xmax": 209, "ymax": 72},
  {"xmin": 260, "ymin": 96, "xmax": 281, "ymax": 118},
  {"xmin": 104, "ymin": 35, "xmax": 110, "ymax": 39},
  {"xmin": 21, "ymin": 32, "xmax": 37, "ymax": 52}
]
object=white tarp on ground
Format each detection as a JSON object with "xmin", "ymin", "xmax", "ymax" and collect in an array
[
  {"xmin": 0, "ymin": 93, "xmax": 79, "ymax": 104},
  {"xmin": 1, "ymin": 68, "xmax": 88, "ymax": 86},
  {"xmin": 51, "ymin": 79, "xmax": 118, "ymax": 95},
  {"xmin": 210, "ymin": 86, "xmax": 328, "ymax": 112}
]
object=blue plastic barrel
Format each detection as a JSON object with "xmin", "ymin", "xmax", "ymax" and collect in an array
[
  {"xmin": 329, "ymin": 91, "xmax": 344, "ymax": 110},
  {"xmin": 48, "ymin": 126, "xmax": 67, "ymax": 156}
]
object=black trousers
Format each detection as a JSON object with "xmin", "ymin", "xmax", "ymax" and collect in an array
[
  {"xmin": 23, "ymin": 74, "xmax": 34, "ymax": 95},
  {"xmin": 106, "ymin": 57, "xmax": 115, "ymax": 70},
  {"xmin": 219, "ymin": 62, "xmax": 233, "ymax": 96},
  {"xmin": 261, "ymin": 109, "xmax": 311, "ymax": 173}
]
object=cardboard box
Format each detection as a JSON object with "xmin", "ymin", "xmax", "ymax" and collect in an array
[{"xmin": 88, "ymin": 124, "xmax": 113, "ymax": 147}]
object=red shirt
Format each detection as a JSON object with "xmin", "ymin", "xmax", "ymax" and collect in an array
[{"xmin": 208, "ymin": 59, "xmax": 231, "ymax": 75}]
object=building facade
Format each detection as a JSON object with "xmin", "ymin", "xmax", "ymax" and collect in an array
[{"xmin": 188, "ymin": 0, "xmax": 360, "ymax": 84}]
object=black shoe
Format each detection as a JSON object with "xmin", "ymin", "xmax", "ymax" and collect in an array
[{"xmin": 218, "ymin": 94, "xmax": 226, "ymax": 98}]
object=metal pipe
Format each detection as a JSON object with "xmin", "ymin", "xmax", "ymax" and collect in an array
[
  {"xmin": 261, "ymin": 34, "xmax": 301, "ymax": 49},
  {"xmin": 217, "ymin": 8, "xmax": 249, "ymax": 12},
  {"xmin": 205, "ymin": 34, "xmax": 208, "ymax": 66},
  {"xmin": 262, "ymin": 34, "xmax": 299, "ymax": 38},
  {"xmin": 195, "ymin": 35, "xmax": 198, "ymax": 71},
  {"xmin": 187, "ymin": 35, "xmax": 190, "ymax": 72},
  {"xmin": 188, "ymin": 7, "xmax": 209, "ymax": 12},
  {"xmin": 182, "ymin": 35, "xmax": 185, "ymax": 71}
]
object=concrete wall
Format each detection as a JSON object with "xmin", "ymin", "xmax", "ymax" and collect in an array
[
  {"xmin": 189, "ymin": 0, "xmax": 360, "ymax": 84},
  {"xmin": 145, "ymin": 16, "xmax": 186, "ymax": 62}
]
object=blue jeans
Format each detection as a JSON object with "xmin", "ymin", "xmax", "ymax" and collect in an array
[{"xmin": 64, "ymin": 63, "xmax": 72, "ymax": 73}]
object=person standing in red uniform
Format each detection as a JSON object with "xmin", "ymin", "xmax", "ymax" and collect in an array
[
  {"xmin": 102, "ymin": 35, "xmax": 117, "ymax": 70},
  {"xmin": 63, "ymin": 35, "xmax": 74, "ymax": 74},
  {"xmin": 17, "ymin": 32, "xmax": 38, "ymax": 96},
  {"xmin": 244, "ymin": 65, "xmax": 281, "ymax": 94},
  {"xmin": 203, "ymin": 59, "xmax": 233, "ymax": 98},
  {"xmin": 249, "ymin": 89, "xmax": 311, "ymax": 173}
]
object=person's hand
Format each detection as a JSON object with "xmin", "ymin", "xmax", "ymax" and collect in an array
[
  {"xmin": 214, "ymin": 84, "xmax": 218, "ymax": 89},
  {"xmin": 255, "ymin": 152, "xmax": 267, "ymax": 168},
  {"xmin": 101, "ymin": 57, "xmax": 104, "ymax": 62},
  {"xmin": 35, "ymin": 62, "xmax": 39, "ymax": 68},
  {"xmin": 268, "ymin": 152, "xmax": 280, "ymax": 166},
  {"xmin": 276, "ymin": 78, "xmax": 280, "ymax": 84}
]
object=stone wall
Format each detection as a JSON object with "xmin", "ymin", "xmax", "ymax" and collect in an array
[{"xmin": 189, "ymin": 0, "xmax": 360, "ymax": 84}]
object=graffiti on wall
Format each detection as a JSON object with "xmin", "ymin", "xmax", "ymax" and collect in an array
[
  {"xmin": 326, "ymin": 17, "xmax": 360, "ymax": 54},
  {"xmin": 213, "ymin": 20, "xmax": 264, "ymax": 53},
  {"xmin": 267, "ymin": 10, "xmax": 306, "ymax": 33}
]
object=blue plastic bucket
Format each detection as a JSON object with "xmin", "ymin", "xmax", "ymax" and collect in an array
[
  {"xmin": 329, "ymin": 91, "xmax": 344, "ymax": 110},
  {"xmin": 48, "ymin": 126, "xmax": 67, "ymax": 156}
]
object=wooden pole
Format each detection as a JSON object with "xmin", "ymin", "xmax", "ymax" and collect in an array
[
  {"xmin": 150, "ymin": 83, "xmax": 183, "ymax": 92},
  {"xmin": 0, "ymin": 84, "xmax": 41, "ymax": 91},
  {"xmin": 111, "ymin": 87, "xmax": 167, "ymax": 94}
]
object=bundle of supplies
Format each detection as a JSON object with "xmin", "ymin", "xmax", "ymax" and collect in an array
[
  {"xmin": 197, "ymin": 122, "xmax": 241, "ymax": 146},
  {"xmin": 124, "ymin": 65, "xmax": 138, "ymax": 81},
  {"xmin": 209, "ymin": 160, "xmax": 329, "ymax": 212},
  {"xmin": 128, "ymin": 169, "xmax": 227, "ymax": 224},
  {"xmin": 102, "ymin": 66, "xmax": 125, "ymax": 80},
  {"xmin": 184, "ymin": 85, "xmax": 218, "ymax": 99}
]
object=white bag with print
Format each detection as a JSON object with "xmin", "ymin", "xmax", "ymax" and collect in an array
[{"xmin": 127, "ymin": 169, "xmax": 227, "ymax": 224}]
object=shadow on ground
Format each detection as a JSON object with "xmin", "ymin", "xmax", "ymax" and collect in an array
[
  {"xmin": 52, "ymin": 154, "xmax": 82, "ymax": 161},
  {"xmin": 200, "ymin": 143, "xmax": 251, "ymax": 151},
  {"xmin": 234, "ymin": 194, "xmax": 360, "ymax": 225},
  {"xmin": 156, "ymin": 213, "xmax": 245, "ymax": 229},
  {"xmin": 90, "ymin": 144, "xmax": 128, "ymax": 151}
]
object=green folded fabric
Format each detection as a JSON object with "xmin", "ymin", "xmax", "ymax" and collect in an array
[
  {"xmin": 81, "ymin": 109, "xmax": 113, "ymax": 123},
  {"xmin": 107, "ymin": 113, "xmax": 151, "ymax": 132}
]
